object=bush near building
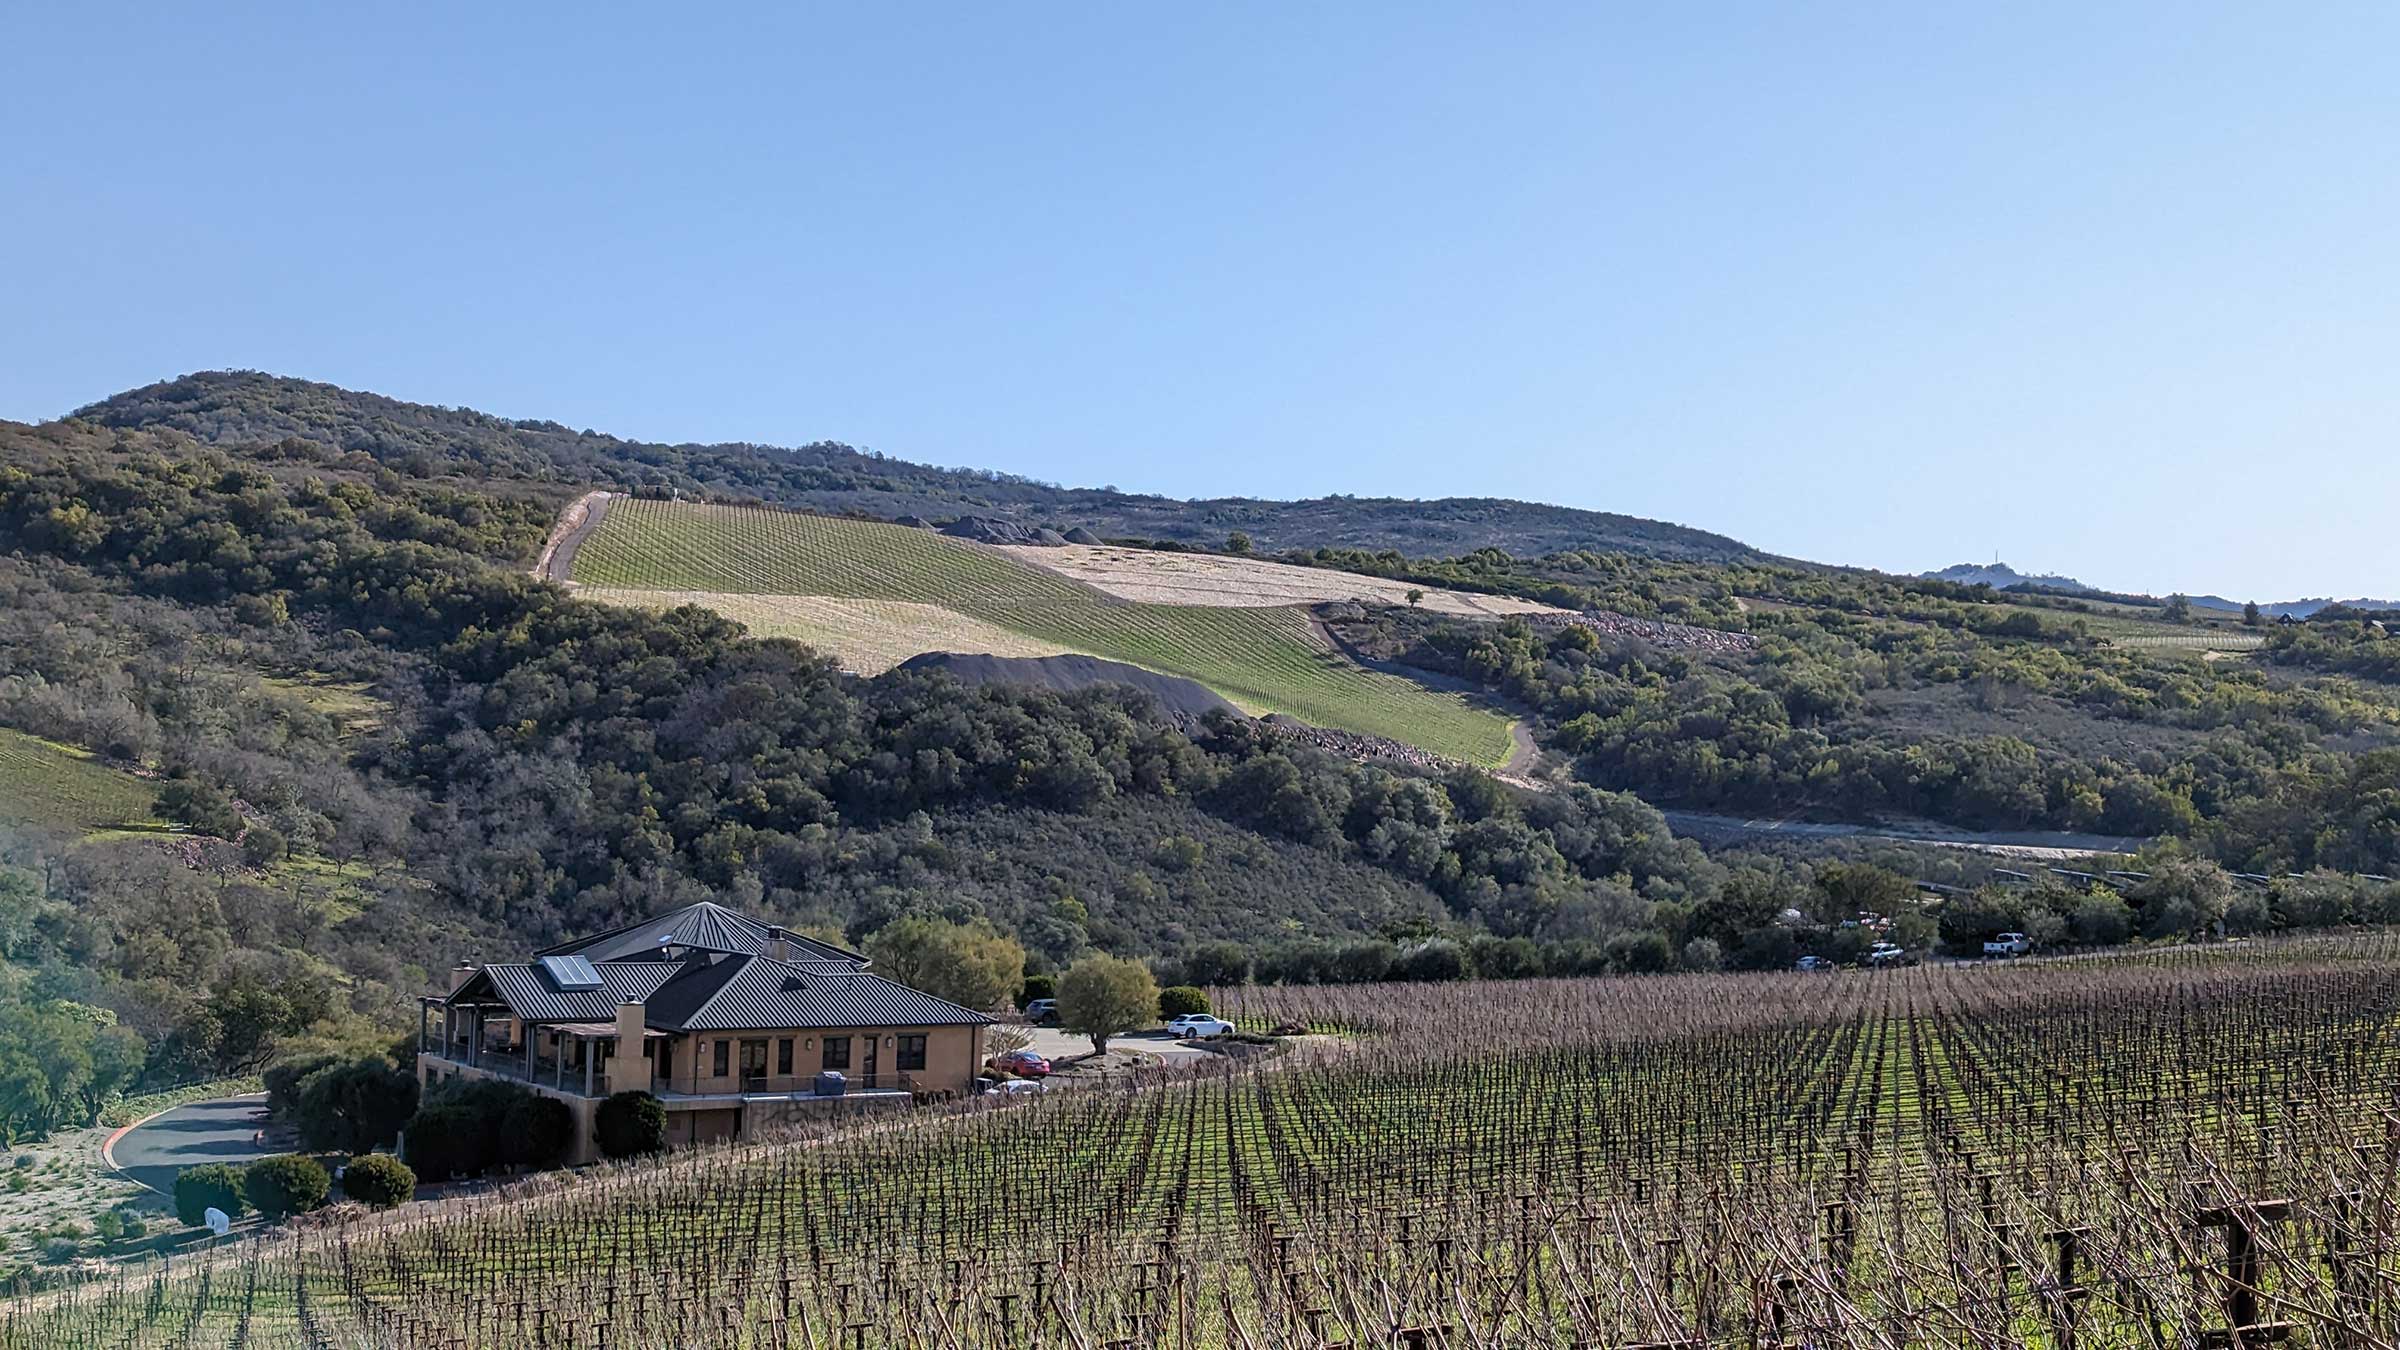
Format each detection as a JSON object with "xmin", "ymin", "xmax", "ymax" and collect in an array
[
  {"xmin": 340, "ymin": 1153, "xmax": 415, "ymax": 1209},
  {"xmin": 173, "ymin": 1163, "xmax": 247, "ymax": 1228},
  {"xmin": 595, "ymin": 1091, "xmax": 666, "ymax": 1159},
  {"xmin": 243, "ymin": 1154, "xmax": 330, "ymax": 1220}
]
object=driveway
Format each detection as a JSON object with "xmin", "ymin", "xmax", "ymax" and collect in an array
[
  {"xmin": 105, "ymin": 1094, "xmax": 274, "ymax": 1196},
  {"xmin": 1018, "ymin": 1026, "xmax": 1215, "ymax": 1065}
]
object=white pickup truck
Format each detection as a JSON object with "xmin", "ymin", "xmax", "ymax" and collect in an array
[{"xmin": 1982, "ymin": 932, "xmax": 2032, "ymax": 958}]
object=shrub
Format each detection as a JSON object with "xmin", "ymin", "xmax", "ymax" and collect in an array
[
  {"xmin": 173, "ymin": 1163, "xmax": 248, "ymax": 1227},
  {"xmin": 400, "ymin": 1103, "xmax": 487, "ymax": 1181},
  {"xmin": 341, "ymin": 1153, "xmax": 416, "ymax": 1209},
  {"xmin": 116, "ymin": 1212, "xmax": 145, "ymax": 1241},
  {"xmin": 1391, "ymin": 939, "xmax": 1468, "ymax": 983},
  {"xmin": 41, "ymin": 1237, "xmax": 78, "ymax": 1264},
  {"xmin": 1157, "ymin": 986, "xmax": 1209, "ymax": 1019},
  {"xmin": 595, "ymin": 1091, "xmax": 666, "ymax": 1159},
  {"xmin": 243, "ymin": 1154, "xmax": 330, "ymax": 1220},
  {"xmin": 295, "ymin": 1058, "xmax": 420, "ymax": 1154},
  {"xmin": 92, "ymin": 1211, "xmax": 123, "ymax": 1242},
  {"xmin": 264, "ymin": 1053, "xmax": 342, "ymax": 1119},
  {"xmin": 499, "ymin": 1093, "xmax": 575, "ymax": 1169},
  {"xmin": 1018, "ymin": 974, "xmax": 1056, "ymax": 1007}
]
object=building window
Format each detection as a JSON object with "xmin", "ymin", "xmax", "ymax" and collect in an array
[
  {"xmin": 777, "ymin": 1038, "xmax": 794, "ymax": 1076},
  {"xmin": 712, "ymin": 1039, "xmax": 730, "ymax": 1078},
  {"xmin": 822, "ymin": 1036, "xmax": 850, "ymax": 1071},
  {"xmin": 741, "ymin": 1039, "xmax": 768, "ymax": 1083},
  {"xmin": 897, "ymin": 1034, "xmax": 927, "ymax": 1072}
]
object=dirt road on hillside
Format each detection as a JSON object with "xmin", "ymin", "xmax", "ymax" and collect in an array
[{"xmin": 534, "ymin": 490, "xmax": 617, "ymax": 583}]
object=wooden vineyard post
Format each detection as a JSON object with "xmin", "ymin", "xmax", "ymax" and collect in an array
[
  {"xmin": 2195, "ymin": 1199, "xmax": 2295, "ymax": 1347},
  {"xmin": 2042, "ymin": 1227, "xmax": 2092, "ymax": 1350}
]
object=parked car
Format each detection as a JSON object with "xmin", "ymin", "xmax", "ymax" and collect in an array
[
  {"xmin": 1022, "ymin": 998, "xmax": 1058, "ymax": 1024},
  {"xmin": 1794, "ymin": 955, "xmax": 1834, "ymax": 972},
  {"xmin": 1867, "ymin": 943, "xmax": 1912, "ymax": 967},
  {"xmin": 1166, "ymin": 1014, "xmax": 1236, "ymax": 1039},
  {"xmin": 995, "ymin": 1049, "xmax": 1052, "ymax": 1077},
  {"xmin": 1983, "ymin": 932, "xmax": 2032, "ymax": 958},
  {"xmin": 974, "ymin": 1075, "xmax": 1049, "ymax": 1096}
]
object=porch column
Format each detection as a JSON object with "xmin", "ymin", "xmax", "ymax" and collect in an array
[
  {"xmin": 417, "ymin": 1002, "xmax": 427, "ymax": 1055},
  {"xmin": 555, "ymin": 1039, "xmax": 565, "ymax": 1091},
  {"xmin": 583, "ymin": 1040, "xmax": 595, "ymax": 1097},
  {"xmin": 526, "ymin": 1025, "xmax": 538, "ymax": 1077},
  {"xmin": 443, "ymin": 1004, "xmax": 455, "ymax": 1057},
  {"xmin": 469, "ymin": 1008, "xmax": 481, "ymax": 1066}
]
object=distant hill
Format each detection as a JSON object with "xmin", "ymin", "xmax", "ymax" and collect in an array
[
  {"xmin": 1923, "ymin": 561, "xmax": 2393, "ymax": 619},
  {"xmin": 1921, "ymin": 562, "xmax": 2094, "ymax": 593},
  {"xmin": 74, "ymin": 371, "xmax": 1769, "ymax": 565},
  {"xmin": 2189, "ymin": 595, "xmax": 2400, "ymax": 620}
]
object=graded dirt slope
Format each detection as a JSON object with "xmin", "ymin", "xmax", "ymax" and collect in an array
[
  {"xmin": 567, "ymin": 500, "xmax": 1517, "ymax": 766},
  {"xmin": 998, "ymin": 544, "xmax": 1567, "ymax": 618}
]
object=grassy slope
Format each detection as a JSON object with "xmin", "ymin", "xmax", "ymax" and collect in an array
[
  {"xmin": 572, "ymin": 501, "xmax": 1517, "ymax": 765},
  {"xmin": 0, "ymin": 728, "xmax": 156, "ymax": 834}
]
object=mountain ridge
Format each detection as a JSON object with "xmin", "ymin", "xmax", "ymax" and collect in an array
[{"xmin": 73, "ymin": 370, "xmax": 1770, "ymax": 566}]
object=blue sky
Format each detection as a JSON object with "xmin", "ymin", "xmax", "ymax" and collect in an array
[{"xmin": 5, "ymin": 4, "xmax": 2396, "ymax": 599}]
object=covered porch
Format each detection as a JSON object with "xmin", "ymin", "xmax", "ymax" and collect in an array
[{"xmin": 416, "ymin": 996, "xmax": 669, "ymax": 1098}]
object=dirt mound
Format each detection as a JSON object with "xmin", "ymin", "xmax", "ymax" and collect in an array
[
  {"xmin": 1063, "ymin": 526, "xmax": 1105, "ymax": 545},
  {"xmin": 899, "ymin": 652, "xmax": 1242, "ymax": 722},
  {"xmin": 942, "ymin": 515, "xmax": 1067, "ymax": 546}
]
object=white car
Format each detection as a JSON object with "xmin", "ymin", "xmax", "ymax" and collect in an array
[
  {"xmin": 1166, "ymin": 1014, "xmax": 1235, "ymax": 1039},
  {"xmin": 1983, "ymin": 932, "xmax": 2032, "ymax": 958}
]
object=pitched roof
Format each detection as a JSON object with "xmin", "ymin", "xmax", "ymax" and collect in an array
[
  {"xmin": 457, "ymin": 959, "xmax": 685, "ymax": 1022},
  {"xmin": 535, "ymin": 900, "xmax": 868, "ymax": 968},
  {"xmin": 643, "ymin": 954, "xmax": 994, "ymax": 1033}
]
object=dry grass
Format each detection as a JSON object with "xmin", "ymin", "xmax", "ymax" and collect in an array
[
  {"xmin": 1000, "ymin": 544, "xmax": 1567, "ymax": 618},
  {"xmin": 572, "ymin": 589, "xmax": 1085, "ymax": 674}
]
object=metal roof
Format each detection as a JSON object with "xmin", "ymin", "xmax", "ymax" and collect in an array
[
  {"xmin": 644, "ymin": 955, "xmax": 994, "ymax": 1033},
  {"xmin": 458, "ymin": 960, "xmax": 683, "ymax": 1022},
  {"xmin": 534, "ymin": 901, "xmax": 870, "ymax": 968}
]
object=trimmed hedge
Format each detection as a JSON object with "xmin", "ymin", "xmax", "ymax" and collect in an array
[
  {"xmin": 173, "ymin": 1163, "xmax": 247, "ymax": 1228},
  {"xmin": 341, "ymin": 1153, "xmax": 416, "ymax": 1209},
  {"xmin": 1158, "ymin": 986, "xmax": 1210, "ymax": 1018},
  {"xmin": 243, "ymin": 1154, "xmax": 330, "ymax": 1220}
]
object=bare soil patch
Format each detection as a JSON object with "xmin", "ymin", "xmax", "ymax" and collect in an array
[{"xmin": 1000, "ymin": 544, "xmax": 1566, "ymax": 618}]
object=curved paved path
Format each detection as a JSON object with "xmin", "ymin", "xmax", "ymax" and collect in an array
[{"xmin": 105, "ymin": 1093, "xmax": 273, "ymax": 1196}]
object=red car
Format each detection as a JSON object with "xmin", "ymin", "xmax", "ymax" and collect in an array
[{"xmin": 995, "ymin": 1049, "xmax": 1051, "ymax": 1078}]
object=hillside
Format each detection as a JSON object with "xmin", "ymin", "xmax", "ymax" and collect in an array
[
  {"xmin": 565, "ymin": 498, "xmax": 1519, "ymax": 765},
  {"xmin": 74, "ymin": 371, "xmax": 1769, "ymax": 563}
]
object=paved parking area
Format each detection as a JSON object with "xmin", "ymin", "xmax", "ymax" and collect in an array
[{"xmin": 1017, "ymin": 1026, "xmax": 1215, "ymax": 1065}]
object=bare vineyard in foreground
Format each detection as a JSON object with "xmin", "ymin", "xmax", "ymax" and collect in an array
[{"xmin": 17, "ymin": 937, "xmax": 2400, "ymax": 1347}]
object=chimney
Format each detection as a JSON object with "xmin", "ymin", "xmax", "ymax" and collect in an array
[
  {"xmin": 448, "ymin": 961, "xmax": 478, "ymax": 994},
  {"xmin": 610, "ymin": 1000, "xmax": 647, "ymax": 1092},
  {"xmin": 765, "ymin": 925, "xmax": 793, "ymax": 962}
]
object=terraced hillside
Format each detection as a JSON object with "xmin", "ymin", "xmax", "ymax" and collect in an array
[{"xmin": 569, "ymin": 500, "xmax": 1517, "ymax": 765}]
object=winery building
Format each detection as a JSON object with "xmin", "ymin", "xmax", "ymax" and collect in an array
[{"xmin": 416, "ymin": 902, "xmax": 993, "ymax": 1162}]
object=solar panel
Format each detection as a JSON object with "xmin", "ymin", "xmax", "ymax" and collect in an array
[{"xmin": 538, "ymin": 954, "xmax": 603, "ymax": 991}]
